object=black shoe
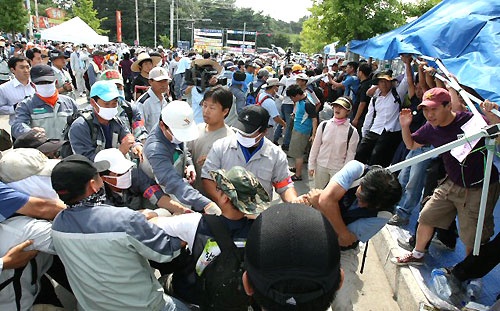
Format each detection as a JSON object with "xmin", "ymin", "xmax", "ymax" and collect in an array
[
  {"xmin": 282, "ymin": 145, "xmax": 289, "ymax": 151},
  {"xmin": 291, "ymin": 174, "xmax": 302, "ymax": 181},
  {"xmin": 289, "ymin": 167, "xmax": 296, "ymax": 173}
]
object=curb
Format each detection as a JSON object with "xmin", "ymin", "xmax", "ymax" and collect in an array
[{"xmin": 372, "ymin": 227, "xmax": 430, "ymax": 311}]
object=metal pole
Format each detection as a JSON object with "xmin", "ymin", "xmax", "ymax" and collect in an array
[
  {"xmin": 473, "ymin": 138, "xmax": 495, "ymax": 255},
  {"xmin": 154, "ymin": 0, "xmax": 157, "ymax": 48},
  {"xmin": 135, "ymin": 0, "xmax": 139, "ymax": 45},
  {"xmin": 34, "ymin": 0, "xmax": 40, "ymax": 33},
  {"xmin": 192, "ymin": 21, "xmax": 195, "ymax": 50},
  {"xmin": 242, "ymin": 22, "xmax": 246, "ymax": 54},
  {"xmin": 170, "ymin": 0, "xmax": 174, "ymax": 48},
  {"xmin": 176, "ymin": 1, "xmax": 179, "ymax": 47},
  {"xmin": 254, "ymin": 32, "xmax": 258, "ymax": 51}
]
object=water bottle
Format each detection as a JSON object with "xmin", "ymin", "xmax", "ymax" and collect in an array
[
  {"xmin": 431, "ymin": 268, "xmax": 452, "ymax": 301},
  {"xmin": 466, "ymin": 279, "xmax": 482, "ymax": 302}
]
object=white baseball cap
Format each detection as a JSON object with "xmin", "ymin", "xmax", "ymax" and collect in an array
[
  {"xmin": 148, "ymin": 67, "xmax": 171, "ymax": 81},
  {"xmin": 0, "ymin": 148, "xmax": 59, "ymax": 183},
  {"xmin": 161, "ymin": 101, "xmax": 199, "ymax": 142},
  {"xmin": 94, "ymin": 148, "xmax": 134, "ymax": 174}
]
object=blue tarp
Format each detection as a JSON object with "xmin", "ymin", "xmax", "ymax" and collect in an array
[{"xmin": 349, "ymin": 0, "xmax": 500, "ymax": 102}]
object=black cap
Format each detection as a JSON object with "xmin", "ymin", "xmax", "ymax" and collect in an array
[
  {"xmin": 233, "ymin": 71, "xmax": 246, "ymax": 82},
  {"xmin": 245, "ymin": 203, "xmax": 341, "ymax": 306},
  {"xmin": 30, "ymin": 64, "xmax": 56, "ymax": 83},
  {"xmin": 13, "ymin": 129, "xmax": 68, "ymax": 154},
  {"xmin": 51, "ymin": 154, "xmax": 110, "ymax": 202},
  {"xmin": 233, "ymin": 105, "xmax": 270, "ymax": 135},
  {"xmin": 50, "ymin": 49, "xmax": 65, "ymax": 61}
]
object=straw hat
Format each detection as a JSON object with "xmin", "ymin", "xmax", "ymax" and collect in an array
[{"xmin": 131, "ymin": 52, "xmax": 162, "ymax": 72}]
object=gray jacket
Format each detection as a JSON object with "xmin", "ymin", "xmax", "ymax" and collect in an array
[
  {"xmin": 144, "ymin": 126, "xmax": 212, "ymax": 212},
  {"xmin": 69, "ymin": 112, "xmax": 131, "ymax": 161},
  {"xmin": 12, "ymin": 94, "xmax": 78, "ymax": 139}
]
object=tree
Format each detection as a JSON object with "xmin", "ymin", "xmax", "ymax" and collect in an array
[
  {"xmin": 159, "ymin": 34, "xmax": 170, "ymax": 48},
  {"xmin": 0, "ymin": 0, "xmax": 29, "ymax": 35},
  {"xmin": 299, "ymin": 17, "xmax": 330, "ymax": 54},
  {"xmin": 72, "ymin": 0, "xmax": 108, "ymax": 34},
  {"xmin": 402, "ymin": 0, "xmax": 441, "ymax": 18}
]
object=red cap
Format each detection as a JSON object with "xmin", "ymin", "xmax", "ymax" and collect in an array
[{"xmin": 418, "ymin": 88, "xmax": 451, "ymax": 110}]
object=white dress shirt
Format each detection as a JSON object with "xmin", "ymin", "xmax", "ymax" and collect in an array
[
  {"xmin": 0, "ymin": 78, "xmax": 35, "ymax": 124},
  {"xmin": 362, "ymin": 74, "xmax": 408, "ymax": 136}
]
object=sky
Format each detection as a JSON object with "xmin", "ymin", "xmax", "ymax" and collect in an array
[{"xmin": 233, "ymin": 0, "xmax": 313, "ymax": 23}]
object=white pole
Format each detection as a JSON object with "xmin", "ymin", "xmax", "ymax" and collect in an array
[
  {"xmin": 170, "ymin": 0, "xmax": 174, "ymax": 48},
  {"xmin": 192, "ymin": 21, "xmax": 194, "ymax": 50},
  {"xmin": 135, "ymin": 0, "xmax": 139, "ymax": 45},
  {"xmin": 154, "ymin": 0, "xmax": 157, "ymax": 48},
  {"xmin": 242, "ymin": 22, "xmax": 246, "ymax": 54},
  {"xmin": 26, "ymin": 0, "xmax": 33, "ymax": 40}
]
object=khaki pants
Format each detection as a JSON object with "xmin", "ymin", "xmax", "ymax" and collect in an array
[{"xmin": 313, "ymin": 165, "xmax": 340, "ymax": 189}]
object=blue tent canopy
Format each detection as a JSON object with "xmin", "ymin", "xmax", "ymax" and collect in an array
[{"xmin": 349, "ymin": 0, "xmax": 500, "ymax": 102}]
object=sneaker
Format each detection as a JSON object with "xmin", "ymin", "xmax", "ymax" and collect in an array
[
  {"xmin": 431, "ymin": 236, "xmax": 456, "ymax": 251},
  {"xmin": 391, "ymin": 252, "xmax": 425, "ymax": 266},
  {"xmin": 397, "ymin": 236, "xmax": 416, "ymax": 252},
  {"xmin": 388, "ymin": 214, "xmax": 409, "ymax": 226},
  {"xmin": 291, "ymin": 174, "xmax": 302, "ymax": 181},
  {"xmin": 281, "ymin": 145, "xmax": 289, "ymax": 151},
  {"xmin": 289, "ymin": 167, "xmax": 296, "ymax": 173}
]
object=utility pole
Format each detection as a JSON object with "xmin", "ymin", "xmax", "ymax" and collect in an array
[
  {"xmin": 170, "ymin": 0, "xmax": 174, "ymax": 48},
  {"xmin": 242, "ymin": 22, "xmax": 246, "ymax": 54},
  {"xmin": 135, "ymin": 0, "xmax": 139, "ymax": 45},
  {"xmin": 191, "ymin": 21, "xmax": 195, "ymax": 49},
  {"xmin": 34, "ymin": 0, "xmax": 40, "ymax": 33},
  {"xmin": 26, "ymin": 0, "xmax": 34, "ymax": 40},
  {"xmin": 154, "ymin": 0, "xmax": 157, "ymax": 47}
]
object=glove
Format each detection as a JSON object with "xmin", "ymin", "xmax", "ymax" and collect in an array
[{"xmin": 204, "ymin": 202, "xmax": 222, "ymax": 216}]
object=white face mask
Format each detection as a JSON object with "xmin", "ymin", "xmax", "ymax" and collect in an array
[
  {"xmin": 36, "ymin": 82, "xmax": 57, "ymax": 97},
  {"xmin": 94, "ymin": 101, "xmax": 118, "ymax": 120},
  {"xmin": 103, "ymin": 169, "xmax": 132, "ymax": 189},
  {"xmin": 171, "ymin": 135, "xmax": 182, "ymax": 145},
  {"xmin": 236, "ymin": 131, "xmax": 260, "ymax": 148}
]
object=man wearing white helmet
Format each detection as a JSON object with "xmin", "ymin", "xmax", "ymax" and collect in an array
[{"xmin": 144, "ymin": 100, "xmax": 221, "ymax": 215}]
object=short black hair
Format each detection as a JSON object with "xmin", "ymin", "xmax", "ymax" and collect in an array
[
  {"xmin": 26, "ymin": 48, "xmax": 41, "ymax": 61},
  {"xmin": 331, "ymin": 63, "xmax": 339, "ymax": 68},
  {"xmin": 347, "ymin": 61, "xmax": 358, "ymax": 71},
  {"xmin": 358, "ymin": 63, "xmax": 372, "ymax": 78},
  {"xmin": 138, "ymin": 59, "xmax": 153, "ymax": 69},
  {"xmin": 59, "ymin": 173, "xmax": 98, "ymax": 204},
  {"xmin": 250, "ymin": 278, "xmax": 339, "ymax": 311},
  {"xmin": 202, "ymin": 85, "xmax": 233, "ymax": 118},
  {"xmin": 8, "ymin": 56, "xmax": 29, "ymax": 70},
  {"xmin": 286, "ymin": 84, "xmax": 304, "ymax": 98},
  {"xmin": 284, "ymin": 66, "xmax": 292, "ymax": 75},
  {"xmin": 358, "ymin": 167, "xmax": 402, "ymax": 211},
  {"xmin": 203, "ymin": 52, "xmax": 211, "ymax": 59}
]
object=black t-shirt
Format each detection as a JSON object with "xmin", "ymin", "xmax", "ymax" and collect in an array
[
  {"xmin": 132, "ymin": 74, "xmax": 150, "ymax": 97},
  {"xmin": 351, "ymin": 79, "xmax": 372, "ymax": 122},
  {"xmin": 409, "ymin": 95, "xmax": 427, "ymax": 133}
]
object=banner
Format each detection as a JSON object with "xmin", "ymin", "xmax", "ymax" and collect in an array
[
  {"xmin": 116, "ymin": 11, "xmax": 122, "ymax": 43},
  {"xmin": 227, "ymin": 30, "xmax": 256, "ymax": 35},
  {"xmin": 194, "ymin": 29, "xmax": 223, "ymax": 37},
  {"xmin": 45, "ymin": 7, "xmax": 65, "ymax": 20},
  {"xmin": 226, "ymin": 40, "xmax": 255, "ymax": 46}
]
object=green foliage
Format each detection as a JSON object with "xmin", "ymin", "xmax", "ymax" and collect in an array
[
  {"xmin": 159, "ymin": 34, "xmax": 170, "ymax": 48},
  {"xmin": 0, "ymin": 0, "xmax": 29, "ymax": 35},
  {"xmin": 402, "ymin": 0, "xmax": 441, "ymax": 18},
  {"xmin": 299, "ymin": 16, "xmax": 330, "ymax": 54},
  {"xmin": 72, "ymin": 0, "xmax": 108, "ymax": 34}
]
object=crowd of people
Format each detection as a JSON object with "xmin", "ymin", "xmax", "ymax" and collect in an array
[{"xmin": 0, "ymin": 34, "xmax": 499, "ymax": 311}]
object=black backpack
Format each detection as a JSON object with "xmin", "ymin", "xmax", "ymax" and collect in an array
[
  {"xmin": 196, "ymin": 214, "xmax": 251, "ymax": 311},
  {"xmin": 60, "ymin": 110, "xmax": 98, "ymax": 158}
]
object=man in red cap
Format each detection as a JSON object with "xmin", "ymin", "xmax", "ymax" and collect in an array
[{"xmin": 392, "ymin": 88, "xmax": 499, "ymax": 266}]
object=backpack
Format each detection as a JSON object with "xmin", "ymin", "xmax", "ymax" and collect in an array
[
  {"xmin": 196, "ymin": 215, "xmax": 251, "ymax": 311},
  {"xmin": 121, "ymin": 101, "xmax": 134, "ymax": 130},
  {"xmin": 245, "ymin": 82, "xmax": 264, "ymax": 106},
  {"xmin": 255, "ymin": 93, "xmax": 272, "ymax": 106},
  {"xmin": 60, "ymin": 110, "xmax": 98, "ymax": 158},
  {"xmin": 370, "ymin": 87, "xmax": 402, "ymax": 120}
]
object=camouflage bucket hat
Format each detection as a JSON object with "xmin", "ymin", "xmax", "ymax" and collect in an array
[{"xmin": 209, "ymin": 166, "xmax": 270, "ymax": 215}]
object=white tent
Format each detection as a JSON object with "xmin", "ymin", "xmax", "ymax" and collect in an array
[{"xmin": 40, "ymin": 17, "xmax": 109, "ymax": 45}]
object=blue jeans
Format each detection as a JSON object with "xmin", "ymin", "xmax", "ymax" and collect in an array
[
  {"xmin": 274, "ymin": 104, "xmax": 294, "ymax": 146},
  {"xmin": 395, "ymin": 145, "xmax": 434, "ymax": 220}
]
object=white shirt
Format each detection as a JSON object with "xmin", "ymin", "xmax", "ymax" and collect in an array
[
  {"xmin": 0, "ymin": 78, "xmax": 35, "ymax": 123},
  {"xmin": 362, "ymin": 75, "xmax": 408, "ymax": 136},
  {"xmin": 0, "ymin": 216, "xmax": 55, "ymax": 311},
  {"xmin": 136, "ymin": 88, "xmax": 168, "ymax": 133}
]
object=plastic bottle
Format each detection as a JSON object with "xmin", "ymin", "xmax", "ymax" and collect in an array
[
  {"xmin": 466, "ymin": 279, "xmax": 482, "ymax": 302},
  {"xmin": 431, "ymin": 268, "xmax": 452, "ymax": 301}
]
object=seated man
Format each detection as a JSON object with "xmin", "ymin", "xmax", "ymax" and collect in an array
[
  {"xmin": 243, "ymin": 203, "xmax": 343, "ymax": 311},
  {"xmin": 152, "ymin": 166, "xmax": 270, "ymax": 308},
  {"xmin": 50, "ymin": 154, "xmax": 188, "ymax": 311},
  {"xmin": 68, "ymin": 80, "xmax": 143, "ymax": 161},
  {"xmin": 95, "ymin": 148, "xmax": 189, "ymax": 215},
  {"xmin": 303, "ymin": 160, "xmax": 402, "ymax": 310}
]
